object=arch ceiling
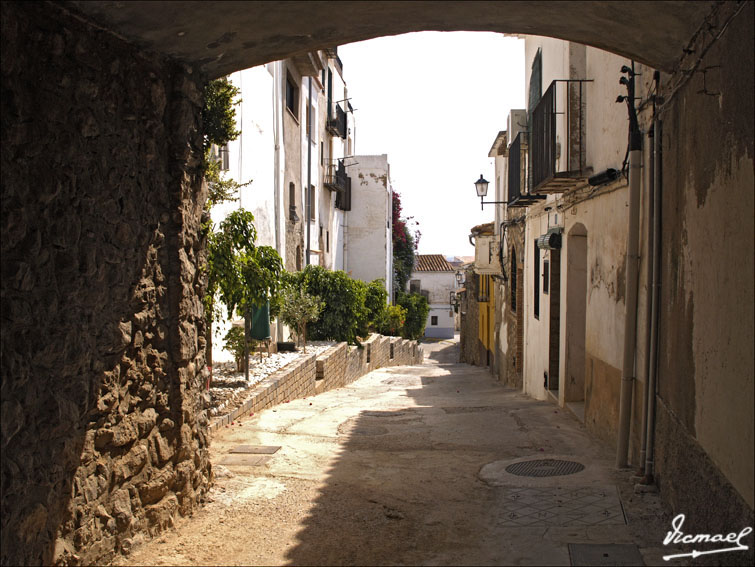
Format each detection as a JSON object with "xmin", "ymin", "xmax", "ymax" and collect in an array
[{"xmin": 67, "ymin": 1, "xmax": 714, "ymax": 77}]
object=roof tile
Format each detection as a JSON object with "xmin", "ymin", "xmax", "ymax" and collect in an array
[{"xmin": 414, "ymin": 254, "xmax": 455, "ymax": 272}]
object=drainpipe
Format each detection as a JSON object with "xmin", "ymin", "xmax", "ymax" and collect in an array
[
  {"xmin": 343, "ymin": 213, "xmax": 348, "ymax": 273},
  {"xmin": 306, "ymin": 77, "xmax": 312, "ymax": 265},
  {"xmin": 644, "ymin": 117, "xmax": 662, "ymax": 480},
  {"xmin": 638, "ymin": 124, "xmax": 655, "ymax": 474},
  {"xmin": 273, "ymin": 62, "xmax": 283, "ymax": 341},
  {"xmin": 616, "ymin": 63, "xmax": 642, "ymax": 468}
]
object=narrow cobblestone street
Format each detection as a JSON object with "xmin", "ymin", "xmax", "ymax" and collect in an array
[{"xmin": 112, "ymin": 336, "xmax": 677, "ymax": 566}]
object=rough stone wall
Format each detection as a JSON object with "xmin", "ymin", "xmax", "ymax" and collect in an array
[
  {"xmin": 654, "ymin": 0, "xmax": 754, "ymax": 541},
  {"xmin": 459, "ymin": 268, "xmax": 482, "ymax": 366},
  {"xmin": 0, "ymin": 3, "xmax": 210, "ymax": 565},
  {"xmin": 496, "ymin": 225, "xmax": 525, "ymax": 389}
]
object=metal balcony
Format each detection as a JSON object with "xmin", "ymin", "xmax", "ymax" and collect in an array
[
  {"xmin": 326, "ymin": 103, "xmax": 347, "ymax": 139},
  {"xmin": 324, "ymin": 159, "xmax": 348, "ymax": 193},
  {"xmin": 507, "ymin": 132, "xmax": 545, "ymax": 208},
  {"xmin": 531, "ymin": 80, "xmax": 591, "ymax": 193}
]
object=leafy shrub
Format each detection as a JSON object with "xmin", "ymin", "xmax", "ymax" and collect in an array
[
  {"xmin": 279, "ymin": 286, "xmax": 324, "ymax": 351},
  {"xmin": 289, "ymin": 265, "xmax": 368, "ymax": 344},
  {"xmin": 397, "ymin": 292, "xmax": 430, "ymax": 340},
  {"xmin": 365, "ymin": 279, "xmax": 388, "ymax": 328},
  {"xmin": 375, "ymin": 304, "xmax": 407, "ymax": 337},
  {"xmin": 223, "ymin": 326, "xmax": 256, "ymax": 371}
]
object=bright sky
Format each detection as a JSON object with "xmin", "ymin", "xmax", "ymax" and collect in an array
[{"xmin": 339, "ymin": 32, "xmax": 525, "ymax": 259}]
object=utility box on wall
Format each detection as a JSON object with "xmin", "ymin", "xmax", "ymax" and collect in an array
[{"xmin": 474, "ymin": 235, "xmax": 501, "ymax": 275}]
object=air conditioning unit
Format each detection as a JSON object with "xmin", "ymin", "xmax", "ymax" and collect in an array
[{"xmin": 474, "ymin": 235, "xmax": 501, "ymax": 275}]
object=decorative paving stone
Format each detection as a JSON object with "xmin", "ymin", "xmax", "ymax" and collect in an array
[{"xmin": 497, "ymin": 486, "xmax": 626, "ymax": 527}]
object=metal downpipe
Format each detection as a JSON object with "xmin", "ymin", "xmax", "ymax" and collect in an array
[
  {"xmin": 645, "ymin": 119, "xmax": 662, "ymax": 479},
  {"xmin": 638, "ymin": 125, "xmax": 655, "ymax": 473},
  {"xmin": 616, "ymin": 145, "xmax": 643, "ymax": 468}
]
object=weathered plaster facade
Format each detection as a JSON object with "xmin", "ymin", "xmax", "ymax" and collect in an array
[
  {"xmin": 653, "ymin": 0, "xmax": 754, "ymax": 542},
  {"xmin": 347, "ymin": 155, "xmax": 393, "ymax": 294}
]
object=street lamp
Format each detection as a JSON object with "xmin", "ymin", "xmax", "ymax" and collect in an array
[
  {"xmin": 455, "ymin": 270, "xmax": 464, "ymax": 285},
  {"xmin": 474, "ymin": 174, "xmax": 507, "ymax": 210}
]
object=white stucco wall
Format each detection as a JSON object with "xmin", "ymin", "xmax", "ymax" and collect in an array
[
  {"xmin": 209, "ymin": 65, "xmax": 280, "ymax": 363},
  {"xmin": 347, "ymin": 155, "xmax": 392, "ymax": 292},
  {"xmin": 412, "ymin": 270, "xmax": 456, "ymax": 339}
]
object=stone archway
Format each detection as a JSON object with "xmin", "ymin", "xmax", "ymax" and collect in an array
[{"xmin": 67, "ymin": 1, "xmax": 714, "ymax": 77}]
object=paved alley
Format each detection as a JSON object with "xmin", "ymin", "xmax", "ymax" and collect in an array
[{"xmin": 114, "ymin": 336, "xmax": 676, "ymax": 566}]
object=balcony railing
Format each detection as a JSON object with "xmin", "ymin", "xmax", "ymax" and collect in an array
[
  {"xmin": 324, "ymin": 159, "xmax": 348, "ymax": 193},
  {"xmin": 326, "ymin": 103, "xmax": 347, "ymax": 139},
  {"xmin": 507, "ymin": 132, "xmax": 545, "ymax": 208},
  {"xmin": 531, "ymin": 79, "xmax": 591, "ymax": 193}
]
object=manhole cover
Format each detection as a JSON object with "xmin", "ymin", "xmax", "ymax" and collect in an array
[{"xmin": 505, "ymin": 459, "xmax": 585, "ymax": 477}]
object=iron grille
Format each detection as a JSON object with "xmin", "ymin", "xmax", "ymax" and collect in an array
[
  {"xmin": 531, "ymin": 80, "xmax": 589, "ymax": 192},
  {"xmin": 532, "ymin": 81, "xmax": 556, "ymax": 191}
]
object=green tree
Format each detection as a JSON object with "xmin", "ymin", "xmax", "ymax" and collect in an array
[
  {"xmin": 205, "ymin": 210, "xmax": 284, "ymax": 378},
  {"xmin": 397, "ymin": 292, "xmax": 430, "ymax": 340},
  {"xmin": 391, "ymin": 191, "xmax": 420, "ymax": 298},
  {"xmin": 279, "ymin": 286, "xmax": 324, "ymax": 351},
  {"xmin": 201, "ymin": 77, "xmax": 249, "ymax": 208}
]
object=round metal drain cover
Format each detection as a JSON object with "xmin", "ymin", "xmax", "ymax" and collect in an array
[{"xmin": 505, "ymin": 459, "xmax": 585, "ymax": 477}]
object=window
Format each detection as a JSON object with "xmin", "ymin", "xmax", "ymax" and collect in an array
[
  {"xmin": 543, "ymin": 260, "xmax": 550, "ymax": 294},
  {"xmin": 431, "ymin": 316, "xmax": 438, "ymax": 326},
  {"xmin": 511, "ymin": 248, "xmax": 517, "ymax": 312},
  {"xmin": 285, "ymin": 73, "xmax": 299, "ymax": 119},
  {"xmin": 534, "ymin": 240, "xmax": 540, "ymax": 319},
  {"xmin": 308, "ymin": 185, "xmax": 316, "ymax": 221},
  {"xmin": 320, "ymin": 142, "xmax": 324, "ymax": 166},
  {"xmin": 289, "ymin": 182, "xmax": 299, "ymax": 222},
  {"xmin": 409, "ymin": 280, "xmax": 421, "ymax": 294},
  {"xmin": 326, "ymin": 230, "xmax": 330, "ymax": 253}
]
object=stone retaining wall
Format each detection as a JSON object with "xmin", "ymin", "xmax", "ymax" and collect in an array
[
  {"xmin": 209, "ymin": 335, "xmax": 423, "ymax": 433},
  {"xmin": 1, "ymin": 4, "xmax": 209, "ymax": 565}
]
